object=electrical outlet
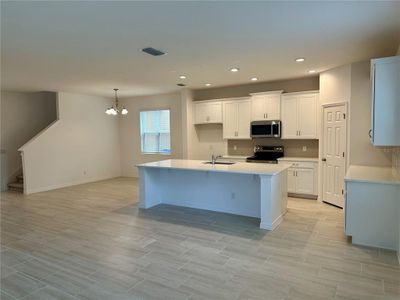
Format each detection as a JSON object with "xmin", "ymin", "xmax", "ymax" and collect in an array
[
  {"xmin": 209, "ymin": 145, "xmax": 213, "ymax": 150},
  {"xmin": 302, "ymin": 146, "xmax": 307, "ymax": 152},
  {"xmin": 83, "ymin": 170, "xmax": 87, "ymax": 175},
  {"xmin": 233, "ymin": 145, "xmax": 237, "ymax": 151},
  {"xmin": 231, "ymin": 192, "xmax": 235, "ymax": 199}
]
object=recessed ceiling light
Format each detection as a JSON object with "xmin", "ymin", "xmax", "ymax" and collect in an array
[
  {"xmin": 205, "ymin": 83, "xmax": 211, "ymax": 87},
  {"xmin": 179, "ymin": 75, "xmax": 186, "ymax": 79},
  {"xmin": 295, "ymin": 58, "xmax": 305, "ymax": 62},
  {"xmin": 308, "ymin": 70, "xmax": 316, "ymax": 73},
  {"xmin": 230, "ymin": 67, "xmax": 239, "ymax": 72},
  {"xmin": 251, "ymin": 77, "xmax": 258, "ymax": 81}
]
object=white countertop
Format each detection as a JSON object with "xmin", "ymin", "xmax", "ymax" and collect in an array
[
  {"xmin": 137, "ymin": 159, "xmax": 291, "ymax": 176},
  {"xmin": 345, "ymin": 165, "xmax": 400, "ymax": 185},
  {"xmin": 278, "ymin": 157, "xmax": 319, "ymax": 162}
]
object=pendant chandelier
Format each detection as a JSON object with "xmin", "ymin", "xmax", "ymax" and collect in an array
[{"xmin": 105, "ymin": 88, "xmax": 128, "ymax": 115}]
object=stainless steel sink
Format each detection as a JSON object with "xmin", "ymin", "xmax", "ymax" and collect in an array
[{"xmin": 203, "ymin": 161, "xmax": 236, "ymax": 165}]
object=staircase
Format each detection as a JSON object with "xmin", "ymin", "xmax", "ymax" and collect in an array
[{"xmin": 8, "ymin": 174, "xmax": 24, "ymax": 193}]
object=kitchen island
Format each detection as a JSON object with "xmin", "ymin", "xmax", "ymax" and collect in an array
[{"xmin": 137, "ymin": 159, "xmax": 290, "ymax": 230}]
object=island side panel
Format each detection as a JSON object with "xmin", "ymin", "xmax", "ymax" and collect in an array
[
  {"xmin": 150, "ymin": 168, "xmax": 261, "ymax": 218},
  {"xmin": 138, "ymin": 167, "xmax": 163, "ymax": 208},
  {"xmin": 259, "ymin": 170, "xmax": 288, "ymax": 230}
]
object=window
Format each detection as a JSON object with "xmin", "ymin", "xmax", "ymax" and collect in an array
[{"xmin": 140, "ymin": 109, "xmax": 171, "ymax": 154}]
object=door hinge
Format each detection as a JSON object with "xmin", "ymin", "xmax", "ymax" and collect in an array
[
  {"xmin": 343, "ymin": 113, "xmax": 346, "ymax": 119},
  {"xmin": 342, "ymin": 189, "xmax": 344, "ymax": 195}
]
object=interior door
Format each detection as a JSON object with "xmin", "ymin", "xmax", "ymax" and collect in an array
[
  {"xmin": 298, "ymin": 95, "xmax": 317, "ymax": 138},
  {"xmin": 223, "ymin": 101, "xmax": 238, "ymax": 139},
  {"xmin": 237, "ymin": 100, "xmax": 251, "ymax": 139},
  {"xmin": 322, "ymin": 104, "xmax": 346, "ymax": 207}
]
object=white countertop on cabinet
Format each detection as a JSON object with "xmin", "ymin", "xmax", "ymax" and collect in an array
[
  {"xmin": 277, "ymin": 157, "xmax": 319, "ymax": 162},
  {"xmin": 137, "ymin": 159, "xmax": 291, "ymax": 176},
  {"xmin": 345, "ymin": 165, "xmax": 400, "ymax": 185}
]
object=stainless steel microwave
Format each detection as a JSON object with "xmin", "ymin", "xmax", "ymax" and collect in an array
[{"xmin": 250, "ymin": 120, "xmax": 281, "ymax": 138}]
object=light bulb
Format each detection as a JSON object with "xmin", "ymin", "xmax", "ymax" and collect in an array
[
  {"xmin": 112, "ymin": 109, "xmax": 118, "ymax": 115},
  {"xmin": 121, "ymin": 108, "xmax": 128, "ymax": 115},
  {"xmin": 105, "ymin": 108, "xmax": 112, "ymax": 115}
]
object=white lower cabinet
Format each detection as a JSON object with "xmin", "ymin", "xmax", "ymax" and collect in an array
[
  {"xmin": 278, "ymin": 158, "xmax": 318, "ymax": 197},
  {"xmin": 345, "ymin": 165, "xmax": 400, "ymax": 250}
]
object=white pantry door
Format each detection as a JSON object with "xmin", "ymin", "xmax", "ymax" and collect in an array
[{"xmin": 322, "ymin": 104, "xmax": 347, "ymax": 208}]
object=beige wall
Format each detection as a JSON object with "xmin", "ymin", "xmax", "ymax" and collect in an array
[
  {"xmin": 319, "ymin": 61, "xmax": 392, "ymax": 167},
  {"xmin": 20, "ymin": 92, "xmax": 121, "ymax": 194},
  {"xmin": 319, "ymin": 65, "xmax": 351, "ymax": 104},
  {"xmin": 1, "ymin": 91, "xmax": 57, "ymax": 186},
  {"xmin": 349, "ymin": 61, "xmax": 392, "ymax": 167},
  {"xmin": 192, "ymin": 77, "xmax": 319, "ymax": 100},
  {"xmin": 119, "ymin": 92, "xmax": 183, "ymax": 177}
]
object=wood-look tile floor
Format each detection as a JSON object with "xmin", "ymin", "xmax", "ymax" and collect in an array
[{"xmin": 1, "ymin": 177, "xmax": 399, "ymax": 300}]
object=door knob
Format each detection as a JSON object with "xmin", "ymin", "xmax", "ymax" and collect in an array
[{"xmin": 322, "ymin": 158, "xmax": 327, "ymax": 162}]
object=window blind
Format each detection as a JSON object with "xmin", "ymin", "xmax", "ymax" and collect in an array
[{"xmin": 140, "ymin": 110, "xmax": 171, "ymax": 154}]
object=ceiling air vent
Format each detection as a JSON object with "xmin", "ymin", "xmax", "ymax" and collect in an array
[
  {"xmin": 142, "ymin": 47, "xmax": 166, "ymax": 56},
  {"xmin": 177, "ymin": 83, "xmax": 186, "ymax": 87}
]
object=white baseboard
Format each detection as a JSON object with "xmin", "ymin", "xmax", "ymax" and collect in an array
[
  {"xmin": 25, "ymin": 174, "xmax": 120, "ymax": 194},
  {"xmin": 260, "ymin": 214, "xmax": 283, "ymax": 230}
]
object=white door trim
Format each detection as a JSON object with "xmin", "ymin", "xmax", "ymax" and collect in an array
[{"xmin": 318, "ymin": 101, "xmax": 348, "ymax": 205}]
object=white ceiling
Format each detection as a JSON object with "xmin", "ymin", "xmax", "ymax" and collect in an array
[{"xmin": 1, "ymin": 1, "xmax": 400, "ymax": 98}]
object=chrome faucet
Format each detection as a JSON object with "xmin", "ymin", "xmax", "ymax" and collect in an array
[{"xmin": 211, "ymin": 154, "xmax": 222, "ymax": 165}]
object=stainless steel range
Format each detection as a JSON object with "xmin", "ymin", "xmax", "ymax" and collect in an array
[{"xmin": 246, "ymin": 146, "xmax": 284, "ymax": 164}]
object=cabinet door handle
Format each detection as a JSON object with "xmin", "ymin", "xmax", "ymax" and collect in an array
[
  {"xmin": 299, "ymin": 130, "xmax": 301, "ymax": 136},
  {"xmin": 266, "ymin": 113, "xmax": 268, "ymax": 118},
  {"xmin": 368, "ymin": 129, "xmax": 372, "ymax": 139}
]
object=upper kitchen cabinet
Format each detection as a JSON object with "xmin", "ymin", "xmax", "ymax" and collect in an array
[
  {"xmin": 223, "ymin": 98, "xmax": 251, "ymax": 139},
  {"xmin": 250, "ymin": 91, "xmax": 282, "ymax": 121},
  {"xmin": 281, "ymin": 91, "xmax": 319, "ymax": 139},
  {"xmin": 194, "ymin": 101, "xmax": 222, "ymax": 124},
  {"xmin": 370, "ymin": 55, "xmax": 400, "ymax": 146}
]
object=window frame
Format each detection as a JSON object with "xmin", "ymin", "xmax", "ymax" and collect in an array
[{"xmin": 139, "ymin": 108, "xmax": 172, "ymax": 156}]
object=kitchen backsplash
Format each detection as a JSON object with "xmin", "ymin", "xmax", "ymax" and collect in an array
[
  {"xmin": 227, "ymin": 139, "xmax": 319, "ymax": 158},
  {"xmin": 393, "ymin": 147, "xmax": 400, "ymax": 179}
]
